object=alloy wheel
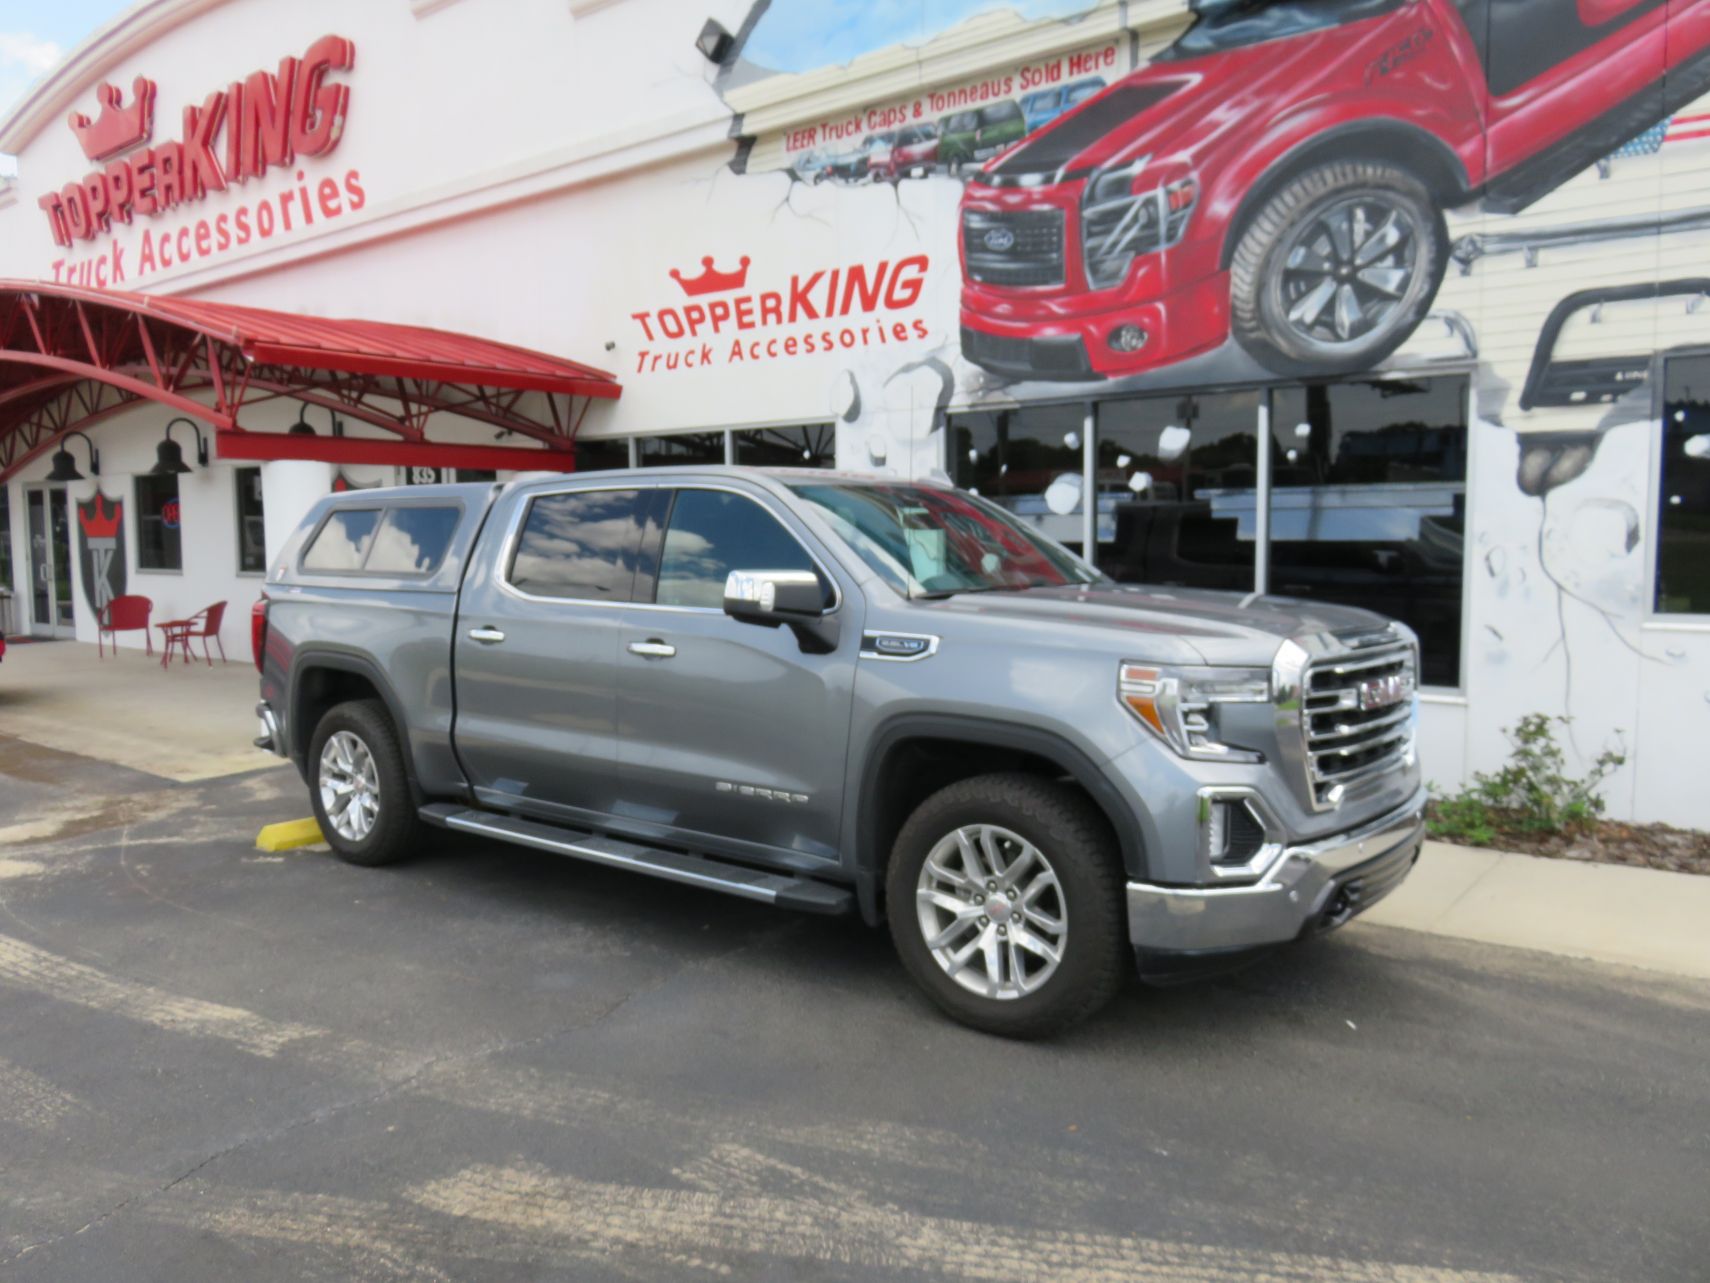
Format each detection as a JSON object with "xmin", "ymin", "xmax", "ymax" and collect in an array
[
  {"xmin": 318, "ymin": 730, "xmax": 381, "ymax": 842},
  {"xmin": 915, "ymin": 823, "xmax": 1067, "ymax": 1000},
  {"xmin": 1275, "ymin": 195, "xmax": 1421, "ymax": 355}
]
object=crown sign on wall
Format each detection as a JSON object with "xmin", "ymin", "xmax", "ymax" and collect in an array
[
  {"xmin": 670, "ymin": 255, "xmax": 751, "ymax": 297},
  {"xmin": 68, "ymin": 77, "xmax": 157, "ymax": 163},
  {"xmin": 77, "ymin": 493, "xmax": 122, "ymax": 540}
]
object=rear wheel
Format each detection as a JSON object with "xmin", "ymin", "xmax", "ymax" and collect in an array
[
  {"xmin": 886, "ymin": 774, "xmax": 1127, "ymax": 1038},
  {"xmin": 308, "ymin": 699, "xmax": 420, "ymax": 867},
  {"xmin": 1229, "ymin": 159, "xmax": 1447, "ymax": 376}
]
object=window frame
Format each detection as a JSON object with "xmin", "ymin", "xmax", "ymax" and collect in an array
[
  {"xmin": 1645, "ymin": 348, "xmax": 1710, "ymax": 629},
  {"xmin": 134, "ymin": 472, "xmax": 184, "ymax": 573},
  {"xmin": 494, "ymin": 480, "xmax": 841, "ymax": 617},
  {"xmin": 234, "ymin": 466, "xmax": 267, "ymax": 577},
  {"xmin": 296, "ymin": 499, "xmax": 466, "ymax": 580}
]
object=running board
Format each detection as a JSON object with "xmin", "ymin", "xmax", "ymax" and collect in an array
[{"xmin": 418, "ymin": 804, "xmax": 853, "ymax": 915}]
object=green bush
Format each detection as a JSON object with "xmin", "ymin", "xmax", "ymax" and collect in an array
[{"xmin": 1428, "ymin": 714, "xmax": 1626, "ymax": 845}]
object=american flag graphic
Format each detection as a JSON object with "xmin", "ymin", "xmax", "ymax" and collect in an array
[{"xmin": 1610, "ymin": 113, "xmax": 1710, "ymax": 158}]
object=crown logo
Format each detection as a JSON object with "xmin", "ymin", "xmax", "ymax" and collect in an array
[
  {"xmin": 68, "ymin": 77, "xmax": 157, "ymax": 163},
  {"xmin": 670, "ymin": 255, "xmax": 751, "ymax": 297},
  {"xmin": 77, "ymin": 493, "xmax": 122, "ymax": 540}
]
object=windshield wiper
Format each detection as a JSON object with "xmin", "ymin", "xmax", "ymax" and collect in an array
[{"xmin": 913, "ymin": 581, "xmax": 1051, "ymax": 600}]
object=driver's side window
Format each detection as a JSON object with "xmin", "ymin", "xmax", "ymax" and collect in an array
[{"xmin": 655, "ymin": 489, "xmax": 825, "ymax": 609}]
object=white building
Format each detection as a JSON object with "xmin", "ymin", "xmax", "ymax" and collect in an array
[{"xmin": 0, "ymin": 0, "xmax": 1705, "ymax": 827}]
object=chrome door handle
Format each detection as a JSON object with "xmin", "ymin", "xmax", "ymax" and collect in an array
[
  {"xmin": 467, "ymin": 626, "xmax": 506, "ymax": 644},
  {"xmin": 627, "ymin": 640, "xmax": 676, "ymax": 658}
]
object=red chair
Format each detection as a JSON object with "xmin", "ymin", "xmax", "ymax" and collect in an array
[
  {"xmin": 97, "ymin": 595, "xmax": 154, "ymax": 658},
  {"xmin": 158, "ymin": 601, "xmax": 228, "ymax": 668}
]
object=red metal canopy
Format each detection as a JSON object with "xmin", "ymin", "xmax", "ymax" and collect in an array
[{"xmin": 0, "ymin": 281, "xmax": 621, "ymax": 481}]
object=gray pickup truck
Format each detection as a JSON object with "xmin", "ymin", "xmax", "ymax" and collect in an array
[{"xmin": 254, "ymin": 466, "xmax": 1424, "ymax": 1037}]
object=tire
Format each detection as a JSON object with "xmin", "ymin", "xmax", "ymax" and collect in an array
[
  {"xmin": 886, "ymin": 773, "xmax": 1127, "ymax": 1039},
  {"xmin": 1228, "ymin": 159, "xmax": 1448, "ymax": 377},
  {"xmin": 307, "ymin": 699, "xmax": 420, "ymax": 867}
]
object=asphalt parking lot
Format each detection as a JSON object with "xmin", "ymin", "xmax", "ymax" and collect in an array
[{"xmin": 2, "ymin": 733, "xmax": 1707, "ymax": 1282}]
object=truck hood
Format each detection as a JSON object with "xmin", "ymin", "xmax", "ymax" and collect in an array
[{"xmin": 919, "ymin": 583, "xmax": 1391, "ymax": 666}]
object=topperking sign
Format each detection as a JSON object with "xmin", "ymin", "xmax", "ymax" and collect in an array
[{"xmin": 39, "ymin": 34, "xmax": 363, "ymax": 287}]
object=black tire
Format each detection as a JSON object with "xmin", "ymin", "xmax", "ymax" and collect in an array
[
  {"xmin": 1228, "ymin": 159, "xmax": 1448, "ymax": 377},
  {"xmin": 306, "ymin": 699, "xmax": 420, "ymax": 867},
  {"xmin": 886, "ymin": 773, "xmax": 1127, "ymax": 1039}
]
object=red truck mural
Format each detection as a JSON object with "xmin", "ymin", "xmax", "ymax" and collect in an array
[{"xmin": 958, "ymin": 0, "xmax": 1710, "ymax": 381}]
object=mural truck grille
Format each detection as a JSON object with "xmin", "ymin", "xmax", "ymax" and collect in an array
[
  {"xmin": 1301, "ymin": 640, "xmax": 1416, "ymax": 808},
  {"xmin": 962, "ymin": 209, "xmax": 1065, "ymax": 287}
]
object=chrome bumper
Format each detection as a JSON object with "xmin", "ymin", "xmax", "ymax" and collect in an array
[
  {"xmin": 1126, "ymin": 788, "xmax": 1427, "ymax": 954},
  {"xmin": 255, "ymin": 701, "xmax": 283, "ymax": 756}
]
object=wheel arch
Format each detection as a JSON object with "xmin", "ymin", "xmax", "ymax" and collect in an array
[
  {"xmin": 1219, "ymin": 121, "xmax": 1469, "ymax": 271},
  {"xmin": 853, "ymin": 714, "xmax": 1147, "ymax": 925},
  {"xmin": 287, "ymin": 650, "xmax": 421, "ymax": 802}
]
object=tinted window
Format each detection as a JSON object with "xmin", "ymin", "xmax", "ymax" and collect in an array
[
  {"xmin": 638, "ymin": 432, "xmax": 724, "ymax": 467},
  {"xmin": 509, "ymin": 489, "xmax": 646, "ymax": 600},
  {"xmin": 990, "ymin": 84, "xmax": 1176, "ymax": 176},
  {"xmin": 135, "ymin": 473, "xmax": 183, "ymax": 571},
  {"xmin": 366, "ymin": 507, "xmax": 461, "ymax": 575},
  {"xmin": 235, "ymin": 467, "xmax": 266, "ymax": 574},
  {"xmin": 950, "ymin": 402, "xmax": 1087, "ymax": 554},
  {"xmin": 656, "ymin": 490, "xmax": 821, "ymax": 609},
  {"xmin": 979, "ymin": 101, "xmax": 1022, "ymax": 127},
  {"xmin": 303, "ymin": 508, "xmax": 380, "ymax": 572},
  {"xmin": 734, "ymin": 424, "xmax": 836, "ymax": 468},
  {"xmin": 1656, "ymin": 356, "xmax": 1710, "ymax": 614},
  {"xmin": 1268, "ymin": 377, "xmax": 1468, "ymax": 687}
]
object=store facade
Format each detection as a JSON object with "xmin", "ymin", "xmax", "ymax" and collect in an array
[{"xmin": 0, "ymin": 0, "xmax": 1704, "ymax": 827}]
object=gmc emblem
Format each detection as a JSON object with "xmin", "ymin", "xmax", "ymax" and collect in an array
[{"xmin": 1357, "ymin": 672, "xmax": 1412, "ymax": 711}]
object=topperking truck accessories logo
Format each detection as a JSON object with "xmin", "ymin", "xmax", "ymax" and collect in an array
[
  {"xmin": 38, "ymin": 35, "xmax": 363, "ymax": 286},
  {"xmin": 628, "ymin": 253, "xmax": 933, "ymax": 374}
]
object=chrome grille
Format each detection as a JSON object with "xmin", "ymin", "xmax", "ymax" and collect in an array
[
  {"xmin": 962, "ymin": 208, "xmax": 1065, "ymax": 287},
  {"xmin": 1301, "ymin": 637, "xmax": 1416, "ymax": 809}
]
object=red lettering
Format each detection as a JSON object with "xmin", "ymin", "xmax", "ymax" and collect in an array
[
  {"xmin": 630, "ymin": 311, "xmax": 657, "ymax": 341},
  {"xmin": 159, "ymin": 229, "xmax": 174, "ymax": 267},
  {"xmin": 194, "ymin": 219, "xmax": 212, "ymax": 256},
  {"xmin": 759, "ymin": 291, "xmax": 783, "ymax": 326},
  {"xmin": 215, "ymin": 212, "xmax": 231, "ymax": 250},
  {"xmin": 787, "ymin": 271, "xmax": 822, "ymax": 322},
  {"xmin": 840, "ymin": 261, "xmax": 887, "ymax": 314},
  {"xmin": 133, "ymin": 150, "xmax": 158, "ymax": 216},
  {"xmin": 277, "ymin": 190, "xmax": 295, "ymax": 232},
  {"xmin": 735, "ymin": 296, "xmax": 755, "ymax": 330},
  {"xmin": 235, "ymin": 206, "xmax": 252, "ymax": 244},
  {"xmin": 658, "ymin": 308, "xmax": 684, "ymax": 339},
  {"xmin": 37, "ymin": 192, "xmax": 70, "ymax": 247},
  {"xmin": 256, "ymin": 199, "xmax": 275, "ymax": 238},
  {"xmin": 682, "ymin": 302, "xmax": 707, "ymax": 336},
  {"xmin": 238, "ymin": 59, "xmax": 298, "ymax": 180},
  {"xmin": 61, "ymin": 182, "xmax": 92, "ymax": 241},
  {"xmin": 292, "ymin": 34, "xmax": 354, "ymax": 156},
  {"xmin": 110, "ymin": 239, "xmax": 126, "ymax": 282},
  {"xmin": 885, "ymin": 254, "xmax": 928, "ymax": 309},
  {"xmin": 343, "ymin": 168, "xmax": 365, "ymax": 211},
  {"xmin": 176, "ymin": 225, "xmax": 191, "ymax": 262},
  {"xmin": 104, "ymin": 160, "xmax": 134, "ymax": 223},
  {"xmin": 154, "ymin": 143, "xmax": 185, "ymax": 209},
  {"xmin": 138, "ymin": 231, "xmax": 157, "ymax": 274},
  {"xmin": 317, "ymin": 177, "xmax": 342, "ymax": 218},
  {"xmin": 707, "ymin": 299, "xmax": 731, "ymax": 331},
  {"xmin": 83, "ymin": 177, "xmax": 110, "ymax": 234},
  {"xmin": 180, "ymin": 90, "xmax": 228, "ymax": 198}
]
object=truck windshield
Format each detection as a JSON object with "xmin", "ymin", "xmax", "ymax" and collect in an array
[
  {"xmin": 787, "ymin": 481, "xmax": 1104, "ymax": 598},
  {"xmin": 1165, "ymin": 0, "xmax": 1405, "ymax": 59}
]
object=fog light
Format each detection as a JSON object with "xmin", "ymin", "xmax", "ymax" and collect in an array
[{"xmin": 1107, "ymin": 324, "xmax": 1148, "ymax": 353}]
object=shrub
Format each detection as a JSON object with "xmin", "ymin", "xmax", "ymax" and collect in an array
[{"xmin": 1428, "ymin": 714, "xmax": 1626, "ymax": 844}]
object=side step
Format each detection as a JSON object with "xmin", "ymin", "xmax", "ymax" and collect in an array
[{"xmin": 419, "ymin": 804, "xmax": 853, "ymax": 915}]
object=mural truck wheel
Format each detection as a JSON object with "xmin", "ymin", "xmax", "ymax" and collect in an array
[{"xmin": 1230, "ymin": 160, "xmax": 1447, "ymax": 377}]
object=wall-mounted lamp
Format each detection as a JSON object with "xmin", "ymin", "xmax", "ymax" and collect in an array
[
  {"xmin": 46, "ymin": 430, "xmax": 100, "ymax": 482},
  {"xmin": 695, "ymin": 17, "xmax": 735, "ymax": 63},
  {"xmin": 151, "ymin": 417, "xmax": 208, "ymax": 475},
  {"xmin": 288, "ymin": 405, "xmax": 345, "ymax": 437}
]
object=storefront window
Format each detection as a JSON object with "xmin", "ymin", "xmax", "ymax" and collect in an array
[
  {"xmin": 1657, "ymin": 355, "xmax": 1710, "ymax": 614},
  {"xmin": 235, "ymin": 467, "xmax": 266, "ymax": 573},
  {"xmin": 1094, "ymin": 391, "xmax": 1262, "ymax": 591},
  {"xmin": 135, "ymin": 473, "xmax": 183, "ymax": 571},
  {"xmin": 1268, "ymin": 377, "xmax": 1468, "ymax": 688},
  {"xmin": 735, "ymin": 424, "xmax": 836, "ymax": 468},
  {"xmin": 949, "ymin": 403, "xmax": 1087, "ymax": 552},
  {"xmin": 637, "ymin": 432, "xmax": 725, "ymax": 467},
  {"xmin": 575, "ymin": 437, "xmax": 631, "ymax": 471},
  {"xmin": 0, "ymin": 485, "xmax": 11, "ymax": 590}
]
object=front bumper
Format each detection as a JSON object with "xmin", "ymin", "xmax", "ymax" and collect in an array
[{"xmin": 1125, "ymin": 788, "xmax": 1426, "ymax": 955}]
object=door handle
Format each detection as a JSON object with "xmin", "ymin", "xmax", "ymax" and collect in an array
[
  {"xmin": 467, "ymin": 626, "xmax": 507, "ymax": 644},
  {"xmin": 627, "ymin": 640, "xmax": 676, "ymax": 659}
]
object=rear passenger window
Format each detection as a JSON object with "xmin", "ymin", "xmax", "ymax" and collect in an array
[
  {"xmin": 509, "ymin": 489, "xmax": 647, "ymax": 600},
  {"xmin": 303, "ymin": 509, "xmax": 381, "ymax": 571},
  {"xmin": 655, "ymin": 490, "xmax": 824, "ymax": 609},
  {"xmin": 366, "ymin": 507, "xmax": 461, "ymax": 574}
]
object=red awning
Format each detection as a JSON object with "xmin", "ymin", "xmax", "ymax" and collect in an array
[{"xmin": 0, "ymin": 281, "xmax": 621, "ymax": 480}]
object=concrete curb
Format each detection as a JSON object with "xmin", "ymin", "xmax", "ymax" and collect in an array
[{"xmin": 1363, "ymin": 840, "xmax": 1710, "ymax": 980}]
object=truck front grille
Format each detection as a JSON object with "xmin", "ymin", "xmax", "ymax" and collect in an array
[
  {"xmin": 1301, "ymin": 636, "xmax": 1416, "ymax": 809},
  {"xmin": 962, "ymin": 208, "xmax": 1065, "ymax": 287}
]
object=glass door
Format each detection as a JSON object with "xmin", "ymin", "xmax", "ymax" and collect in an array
[{"xmin": 25, "ymin": 484, "xmax": 74, "ymax": 638}]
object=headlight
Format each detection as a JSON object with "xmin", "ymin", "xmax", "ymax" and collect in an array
[
  {"xmin": 1081, "ymin": 162, "xmax": 1198, "ymax": 289},
  {"xmin": 1119, "ymin": 661, "xmax": 1268, "ymax": 763}
]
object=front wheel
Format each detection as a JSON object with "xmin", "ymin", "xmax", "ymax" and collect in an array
[
  {"xmin": 1228, "ymin": 159, "xmax": 1448, "ymax": 377},
  {"xmin": 308, "ymin": 699, "xmax": 420, "ymax": 867},
  {"xmin": 886, "ymin": 774, "xmax": 1127, "ymax": 1038}
]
